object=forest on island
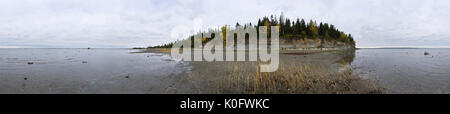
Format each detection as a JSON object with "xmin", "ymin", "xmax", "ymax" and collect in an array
[{"xmin": 150, "ymin": 14, "xmax": 355, "ymax": 48}]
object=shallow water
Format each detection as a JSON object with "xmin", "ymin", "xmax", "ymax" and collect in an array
[
  {"xmin": 0, "ymin": 48, "xmax": 191, "ymax": 93},
  {"xmin": 352, "ymin": 48, "xmax": 450, "ymax": 93},
  {"xmin": 0, "ymin": 48, "xmax": 449, "ymax": 93}
]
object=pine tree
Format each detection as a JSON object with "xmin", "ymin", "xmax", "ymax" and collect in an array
[{"xmin": 300, "ymin": 19, "xmax": 306, "ymax": 36}]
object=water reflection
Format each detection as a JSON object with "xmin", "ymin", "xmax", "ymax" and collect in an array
[{"xmin": 2, "ymin": 48, "xmax": 449, "ymax": 94}]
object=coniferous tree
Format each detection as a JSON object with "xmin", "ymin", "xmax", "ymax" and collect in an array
[{"xmin": 300, "ymin": 19, "xmax": 306, "ymax": 36}]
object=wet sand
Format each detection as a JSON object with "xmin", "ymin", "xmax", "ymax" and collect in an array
[{"xmin": 0, "ymin": 49, "xmax": 192, "ymax": 94}]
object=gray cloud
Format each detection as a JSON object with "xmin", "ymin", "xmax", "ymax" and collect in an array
[{"xmin": 0, "ymin": 0, "xmax": 449, "ymax": 48}]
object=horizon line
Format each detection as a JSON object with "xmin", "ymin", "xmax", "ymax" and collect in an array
[
  {"xmin": 2, "ymin": 46, "xmax": 450, "ymax": 49},
  {"xmin": 356, "ymin": 46, "xmax": 450, "ymax": 49}
]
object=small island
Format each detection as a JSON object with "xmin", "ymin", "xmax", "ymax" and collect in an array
[{"xmin": 148, "ymin": 14, "xmax": 355, "ymax": 50}]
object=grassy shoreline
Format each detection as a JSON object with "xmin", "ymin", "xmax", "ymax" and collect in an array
[
  {"xmin": 218, "ymin": 62, "xmax": 384, "ymax": 94},
  {"xmin": 138, "ymin": 48, "xmax": 385, "ymax": 94}
]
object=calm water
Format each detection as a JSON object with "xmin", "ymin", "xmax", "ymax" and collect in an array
[
  {"xmin": 0, "ymin": 48, "xmax": 449, "ymax": 93},
  {"xmin": 353, "ymin": 48, "xmax": 450, "ymax": 94}
]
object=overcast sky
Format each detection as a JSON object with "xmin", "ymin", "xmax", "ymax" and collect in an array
[{"xmin": 1, "ymin": 0, "xmax": 449, "ymax": 48}]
